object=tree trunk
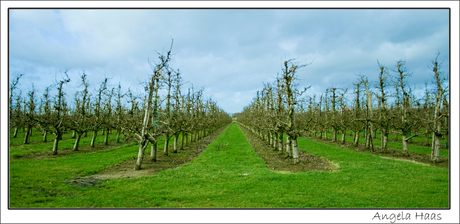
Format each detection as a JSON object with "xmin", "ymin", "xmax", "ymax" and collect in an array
[
  {"xmin": 91, "ymin": 130, "xmax": 97, "ymax": 147},
  {"xmin": 402, "ymin": 135, "xmax": 409, "ymax": 155},
  {"xmin": 381, "ymin": 133, "xmax": 388, "ymax": 152},
  {"xmin": 353, "ymin": 131, "xmax": 359, "ymax": 146},
  {"xmin": 292, "ymin": 137, "xmax": 299, "ymax": 164},
  {"xmin": 180, "ymin": 131, "xmax": 185, "ymax": 150},
  {"xmin": 286, "ymin": 135, "xmax": 291, "ymax": 158},
  {"xmin": 104, "ymin": 128, "xmax": 109, "ymax": 145},
  {"xmin": 274, "ymin": 132, "xmax": 279, "ymax": 150},
  {"xmin": 164, "ymin": 134, "xmax": 170, "ymax": 155},
  {"xmin": 369, "ymin": 128, "xmax": 374, "ymax": 152},
  {"xmin": 365, "ymin": 127, "xmax": 369, "ymax": 148},
  {"xmin": 73, "ymin": 134, "xmax": 82, "ymax": 151},
  {"xmin": 135, "ymin": 144, "xmax": 146, "ymax": 170},
  {"xmin": 366, "ymin": 80, "xmax": 374, "ymax": 151},
  {"xmin": 23, "ymin": 126, "xmax": 31, "ymax": 144},
  {"xmin": 444, "ymin": 130, "xmax": 449, "ymax": 149},
  {"xmin": 431, "ymin": 133, "xmax": 441, "ymax": 162},
  {"xmin": 13, "ymin": 127, "xmax": 19, "ymax": 138},
  {"xmin": 341, "ymin": 130, "xmax": 346, "ymax": 144},
  {"xmin": 266, "ymin": 132, "xmax": 270, "ymax": 143},
  {"xmin": 43, "ymin": 130, "xmax": 47, "ymax": 142},
  {"xmin": 431, "ymin": 109, "xmax": 443, "ymax": 162},
  {"xmin": 52, "ymin": 135, "xmax": 59, "ymax": 155},
  {"xmin": 151, "ymin": 140, "xmax": 157, "ymax": 161},
  {"xmin": 269, "ymin": 132, "xmax": 273, "ymax": 146},
  {"xmin": 278, "ymin": 131, "xmax": 283, "ymax": 152},
  {"xmin": 333, "ymin": 127, "xmax": 337, "ymax": 142},
  {"xmin": 381, "ymin": 133, "xmax": 385, "ymax": 149},
  {"xmin": 424, "ymin": 132, "xmax": 430, "ymax": 146},
  {"xmin": 72, "ymin": 130, "xmax": 76, "ymax": 139},
  {"xmin": 173, "ymin": 134, "xmax": 178, "ymax": 153},
  {"xmin": 116, "ymin": 129, "xmax": 121, "ymax": 143}
]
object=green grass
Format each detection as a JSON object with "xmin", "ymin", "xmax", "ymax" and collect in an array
[
  {"xmin": 9, "ymin": 131, "xmax": 120, "ymax": 158},
  {"xmin": 10, "ymin": 129, "xmax": 74, "ymax": 145},
  {"xmin": 9, "ymin": 123, "xmax": 449, "ymax": 208},
  {"xmin": 312, "ymin": 130, "xmax": 449, "ymax": 159},
  {"xmin": 9, "ymin": 129, "xmax": 182, "ymax": 158}
]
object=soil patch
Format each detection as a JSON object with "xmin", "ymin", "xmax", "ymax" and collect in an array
[
  {"xmin": 308, "ymin": 136, "xmax": 448, "ymax": 169},
  {"xmin": 238, "ymin": 125, "xmax": 336, "ymax": 173},
  {"xmin": 67, "ymin": 176, "xmax": 104, "ymax": 187},
  {"xmin": 76, "ymin": 125, "xmax": 229, "ymax": 183}
]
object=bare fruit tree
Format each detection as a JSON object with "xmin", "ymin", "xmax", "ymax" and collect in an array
[
  {"xmin": 88, "ymin": 78, "xmax": 107, "ymax": 147},
  {"xmin": 70, "ymin": 72, "xmax": 91, "ymax": 151},
  {"xmin": 9, "ymin": 74, "xmax": 24, "ymax": 138},
  {"xmin": 375, "ymin": 61, "xmax": 391, "ymax": 151},
  {"xmin": 23, "ymin": 84, "xmax": 37, "ymax": 144},
  {"xmin": 391, "ymin": 60, "xmax": 423, "ymax": 154},
  {"xmin": 122, "ymin": 41, "xmax": 173, "ymax": 170},
  {"xmin": 429, "ymin": 52, "xmax": 448, "ymax": 162},
  {"xmin": 282, "ymin": 60, "xmax": 310, "ymax": 164},
  {"xmin": 35, "ymin": 73, "xmax": 72, "ymax": 155}
]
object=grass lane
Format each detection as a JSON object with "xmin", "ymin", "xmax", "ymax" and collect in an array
[
  {"xmin": 308, "ymin": 132, "xmax": 449, "ymax": 158},
  {"xmin": 9, "ymin": 130, "xmax": 179, "ymax": 158}
]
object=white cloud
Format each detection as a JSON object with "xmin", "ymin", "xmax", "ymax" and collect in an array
[{"xmin": 8, "ymin": 9, "xmax": 450, "ymax": 113}]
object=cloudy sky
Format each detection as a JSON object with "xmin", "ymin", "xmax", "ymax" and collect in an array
[
  {"xmin": 2, "ymin": 2, "xmax": 459, "ymax": 223},
  {"xmin": 8, "ymin": 8, "xmax": 450, "ymax": 114}
]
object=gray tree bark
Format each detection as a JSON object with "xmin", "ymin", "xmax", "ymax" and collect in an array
[
  {"xmin": 91, "ymin": 131, "xmax": 97, "ymax": 147},
  {"xmin": 52, "ymin": 135, "xmax": 59, "ymax": 155},
  {"xmin": 292, "ymin": 137, "xmax": 299, "ymax": 164},
  {"xmin": 164, "ymin": 134, "xmax": 170, "ymax": 155},
  {"xmin": 173, "ymin": 134, "xmax": 178, "ymax": 153},
  {"xmin": 43, "ymin": 130, "xmax": 47, "ymax": 142},
  {"xmin": 286, "ymin": 135, "xmax": 291, "ymax": 157},
  {"xmin": 151, "ymin": 140, "xmax": 157, "ymax": 161},
  {"xmin": 73, "ymin": 134, "xmax": 82, "ymax": 151},
  {"xmin": 104, "ymin": 128, "xmax": 109, "ymax": 145}
]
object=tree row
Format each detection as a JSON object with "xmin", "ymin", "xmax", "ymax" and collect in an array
[
  {"xmin": 237, "ymin": 53, "xmax": 449, "ymax": 163},
  {"xmin": 9, "ymin": 41, "xmax": 232, "ymax": 169}
]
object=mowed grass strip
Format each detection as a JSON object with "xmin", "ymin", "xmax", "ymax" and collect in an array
[
  {"xmin": 9, "ymin": 123, "xmax": 449, "ymax": 208},
  {"xmin": 9, "ymin": 130, "xmax": 119, "ymax": 158},
  {"xmin": 311, "ymin": 132, "xmax": 449, "ymax": 158},
  {"xmin": 9, "ymin": 131, "xmax": 178, "ymax": 159}
]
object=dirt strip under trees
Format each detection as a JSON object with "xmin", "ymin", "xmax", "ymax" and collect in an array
[
  {"xmin": 238, "ymin": 123, "xmax": 337, "ymax": 173},
  {"xmin": 69, "ymin": 124, "xmax": 230, "ymax": 186}
]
